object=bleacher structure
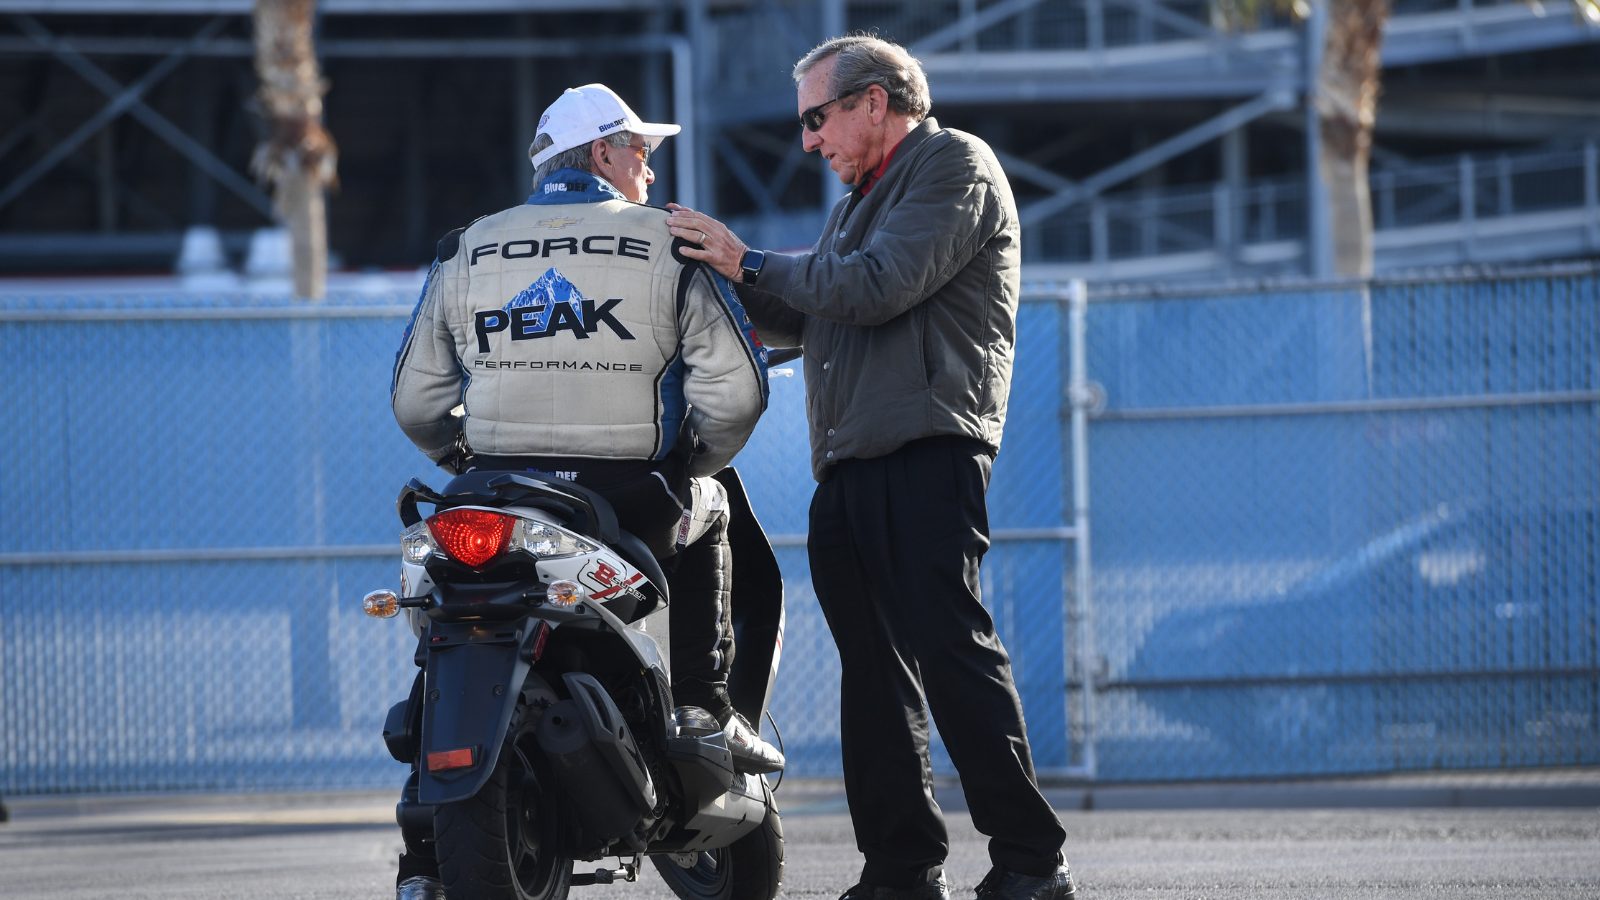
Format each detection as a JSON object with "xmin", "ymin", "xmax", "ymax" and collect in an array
[{"xmin": 0, "ymin": 0, "xmax": 1597, "ymax": 281}]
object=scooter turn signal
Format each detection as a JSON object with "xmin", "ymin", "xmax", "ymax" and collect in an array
[{"xmin": 363, "ymin": 589, "xmax": 401, "ymax": 618}]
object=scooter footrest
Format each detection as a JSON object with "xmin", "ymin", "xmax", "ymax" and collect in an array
[
  {"xmin": 664, "ymin": 732, "xmax": 736, "ymax": 808},
  {"xmin": 570, "ymin": 864, "xmax": 637, "ymax": 886}
]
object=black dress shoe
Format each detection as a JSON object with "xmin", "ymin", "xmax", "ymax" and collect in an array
[
  {"xmin": 840, "ymin": 869, "xmax": 950, "ymax": 900},
  {"xmin": 973, "ymin": 864, "xmax": 1077, "ymax": 900}
]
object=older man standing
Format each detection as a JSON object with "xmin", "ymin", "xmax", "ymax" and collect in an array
[{"xmin": 669, "ymin": 34, "xmax": 1076, "ymax": 900}]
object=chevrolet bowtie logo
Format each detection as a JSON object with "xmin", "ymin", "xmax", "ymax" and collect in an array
[{"xmin": 536, "ymin": 216, "xmax": 581, "ymax": 229}]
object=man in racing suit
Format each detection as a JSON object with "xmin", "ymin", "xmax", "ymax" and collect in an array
[{"xmin": 390, "ymin": 83, "xmax": 781, "ymax": 900}]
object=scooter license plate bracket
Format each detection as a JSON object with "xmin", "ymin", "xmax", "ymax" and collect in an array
[{"xmin": 427, "ymin": 622, "xmax": 523, "ymax": 649}]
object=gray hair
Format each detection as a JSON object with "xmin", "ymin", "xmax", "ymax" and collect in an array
[
  {"xmin": 530, "ymin": 130, "xmax": 635, "ymax": 187},
  {"xmin": 793, "ymin": 34, "xmax": 931, "ymax": 122}
]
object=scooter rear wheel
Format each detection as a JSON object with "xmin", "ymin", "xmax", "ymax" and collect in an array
[
  {"xmin": 651, "ymin": 781, "xmax": 784, "ymax": 900},
  {"xmin": 435, "ymin": 705, "xmax": 572, "ymax": 900}
]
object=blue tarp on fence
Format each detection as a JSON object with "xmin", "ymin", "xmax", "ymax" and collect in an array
[{"xmin": 1, "ymin": 266, "xmax": 1596, "ymax": 793}]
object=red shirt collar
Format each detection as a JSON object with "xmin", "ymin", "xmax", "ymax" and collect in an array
[{"xmin": 858, "ymin": 137, "xmax": 905, "ymax": 196}]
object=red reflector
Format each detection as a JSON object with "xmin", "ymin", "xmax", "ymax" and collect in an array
[
  {"xmin": 531, "ymin": 620, "xmax": 551, "ymax": 662},
  {"xmin": 427, "ymin": 508, "xmax": 515, "ymax": 567},
  {"xmin": 427, "ymin": 747, "xmax": 477, "ymax": 772}
]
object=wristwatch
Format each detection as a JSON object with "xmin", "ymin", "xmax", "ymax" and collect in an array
[{"xmin": 739, "ymin": 249, "xmax": 766, "ymax": 286}]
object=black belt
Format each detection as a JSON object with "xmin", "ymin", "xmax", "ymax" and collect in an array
[{"xmin": 469, "ymin": 454, "xmax": 658, "ymax": 487}]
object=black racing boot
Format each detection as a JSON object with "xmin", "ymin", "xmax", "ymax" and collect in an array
[
  {"xmin": 675, "ymin": 680, "xmax": 784, "ymax": 776},
  {"xmin": 973, "ymin": 864, "xmax": 1077, "ymax": 900},
  {"xmin": 840, "ymin": 867, "xmax": 950, "ymax": 900},
  {"xmin": 722, "ymin": 711, "xmax": 785, "ymax": 775},
  {"xmin": 394, "ymin": 847, "xmax": 442, "ymax": 900},
  {"xmin": 395, "ymin": 875, "xmax": 445, "ymax": 900}
]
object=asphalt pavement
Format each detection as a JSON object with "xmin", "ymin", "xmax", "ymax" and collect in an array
[{"xmin": 2, "ymin": 770, "xmax": 1598, "ymax": 899}]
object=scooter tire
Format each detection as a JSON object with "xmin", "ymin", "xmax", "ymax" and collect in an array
[
  {"xmin": 652, "ymin": 781, "xmax": 785, "ymax": 900},
  {"xmin": 435, "ymin": 705, "xmax": 572, "ymax": 900},
  {"xmin": 728, "ymin": 795, "xmax": 785, "ymax": 900}
]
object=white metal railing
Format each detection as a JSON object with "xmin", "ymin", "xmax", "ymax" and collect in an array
[
  {"xmin": 1024, "ymin": 142, "xmax": 1600, "ymax": 270},
  {"xmin": 882, "ymin": 0, "xmax": 1557, "ymax": 56}
]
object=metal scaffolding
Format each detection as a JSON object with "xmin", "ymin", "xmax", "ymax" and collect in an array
[{"xmin": 0, "ymin": 0, "xmax": 1596, "ymax": 278}]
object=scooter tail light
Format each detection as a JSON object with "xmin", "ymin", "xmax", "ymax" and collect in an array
[{"xmin": 427, "ymin": 508, "xmax": 516, "ymax": 568}]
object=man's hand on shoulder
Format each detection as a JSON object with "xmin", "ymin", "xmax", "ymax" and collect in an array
[{"xmin": 666, "ymin": 203, "xmax": 746, "ymax": 282}]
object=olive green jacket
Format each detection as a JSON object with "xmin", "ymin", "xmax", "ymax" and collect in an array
[{"xmin": 740, "ymin": 117, "xmax": 1020, "ymax": 480}]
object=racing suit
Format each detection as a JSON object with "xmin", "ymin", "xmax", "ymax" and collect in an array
[{"xmin": 392, "ymin": 167, "xmax": 770, "ymax": 710}]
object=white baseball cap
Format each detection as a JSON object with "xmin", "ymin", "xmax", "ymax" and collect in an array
[{"xmin": 528, "ymin": 83, "xmax": 681, "ymax": 168}]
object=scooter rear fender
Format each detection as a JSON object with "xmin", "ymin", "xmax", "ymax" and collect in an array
[{"xmin": 416, "ymin": 619, "xmax": 543, "ymax": 805}]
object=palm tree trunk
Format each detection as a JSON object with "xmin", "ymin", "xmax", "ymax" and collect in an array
[
  {"xmin": 252, "ymin": 0, "xmax": 336, "ymax": 300},
  {"xmin": 1315, "ymin": 0, "xmax": 1389, "ymax": 277}
]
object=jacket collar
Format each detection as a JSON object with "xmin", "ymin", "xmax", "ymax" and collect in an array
[
  {"xmin": 852, "ymin": 117, "xmax": 939, "ymax": 199},
  {"xmin": 526, "ymin": 168, "xmax": 629, "ymax": 206},
  {"xmin": 892, "ymin": 116, "xmax": 939, "ymax": 164}
]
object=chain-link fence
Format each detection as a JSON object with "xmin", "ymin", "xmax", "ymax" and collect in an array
[
  {"xmin": 2, "ymin": 265, "xmax": 1597, "ymax": 794},
  {"xmin": 0, "ymin": 293, "xmax": 434, "ymax": 793},
  {"xmin": 1087, "ymin": 265, "xmax": 1600, "ymax": 779}
]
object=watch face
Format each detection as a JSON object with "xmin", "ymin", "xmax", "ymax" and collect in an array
[{"xmin": 741, "ymin": 250, "xmax": 763, "ymax": 283}]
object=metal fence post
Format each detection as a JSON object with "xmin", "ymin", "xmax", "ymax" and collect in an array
[
  {"xmin": 1065, "ymin": 279, "xmax": 1097, "ymax": 779},
  {"xmin": 1303, "ymin": 0, "xmax": 1332, "ymax": 277}
]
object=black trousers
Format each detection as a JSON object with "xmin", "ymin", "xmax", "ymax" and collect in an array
[
  {"xmin": 808, "ymin": 437, "xmax": 1067, "ymax": 887},
  {"xmin": 663, "ymin": 501, "xmax": 734, "ymax": 713}
]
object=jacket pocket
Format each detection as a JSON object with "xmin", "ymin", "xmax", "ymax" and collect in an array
[{"xmin": 914, "ymin": 303, "xmax": 932, "ymax": 388}]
